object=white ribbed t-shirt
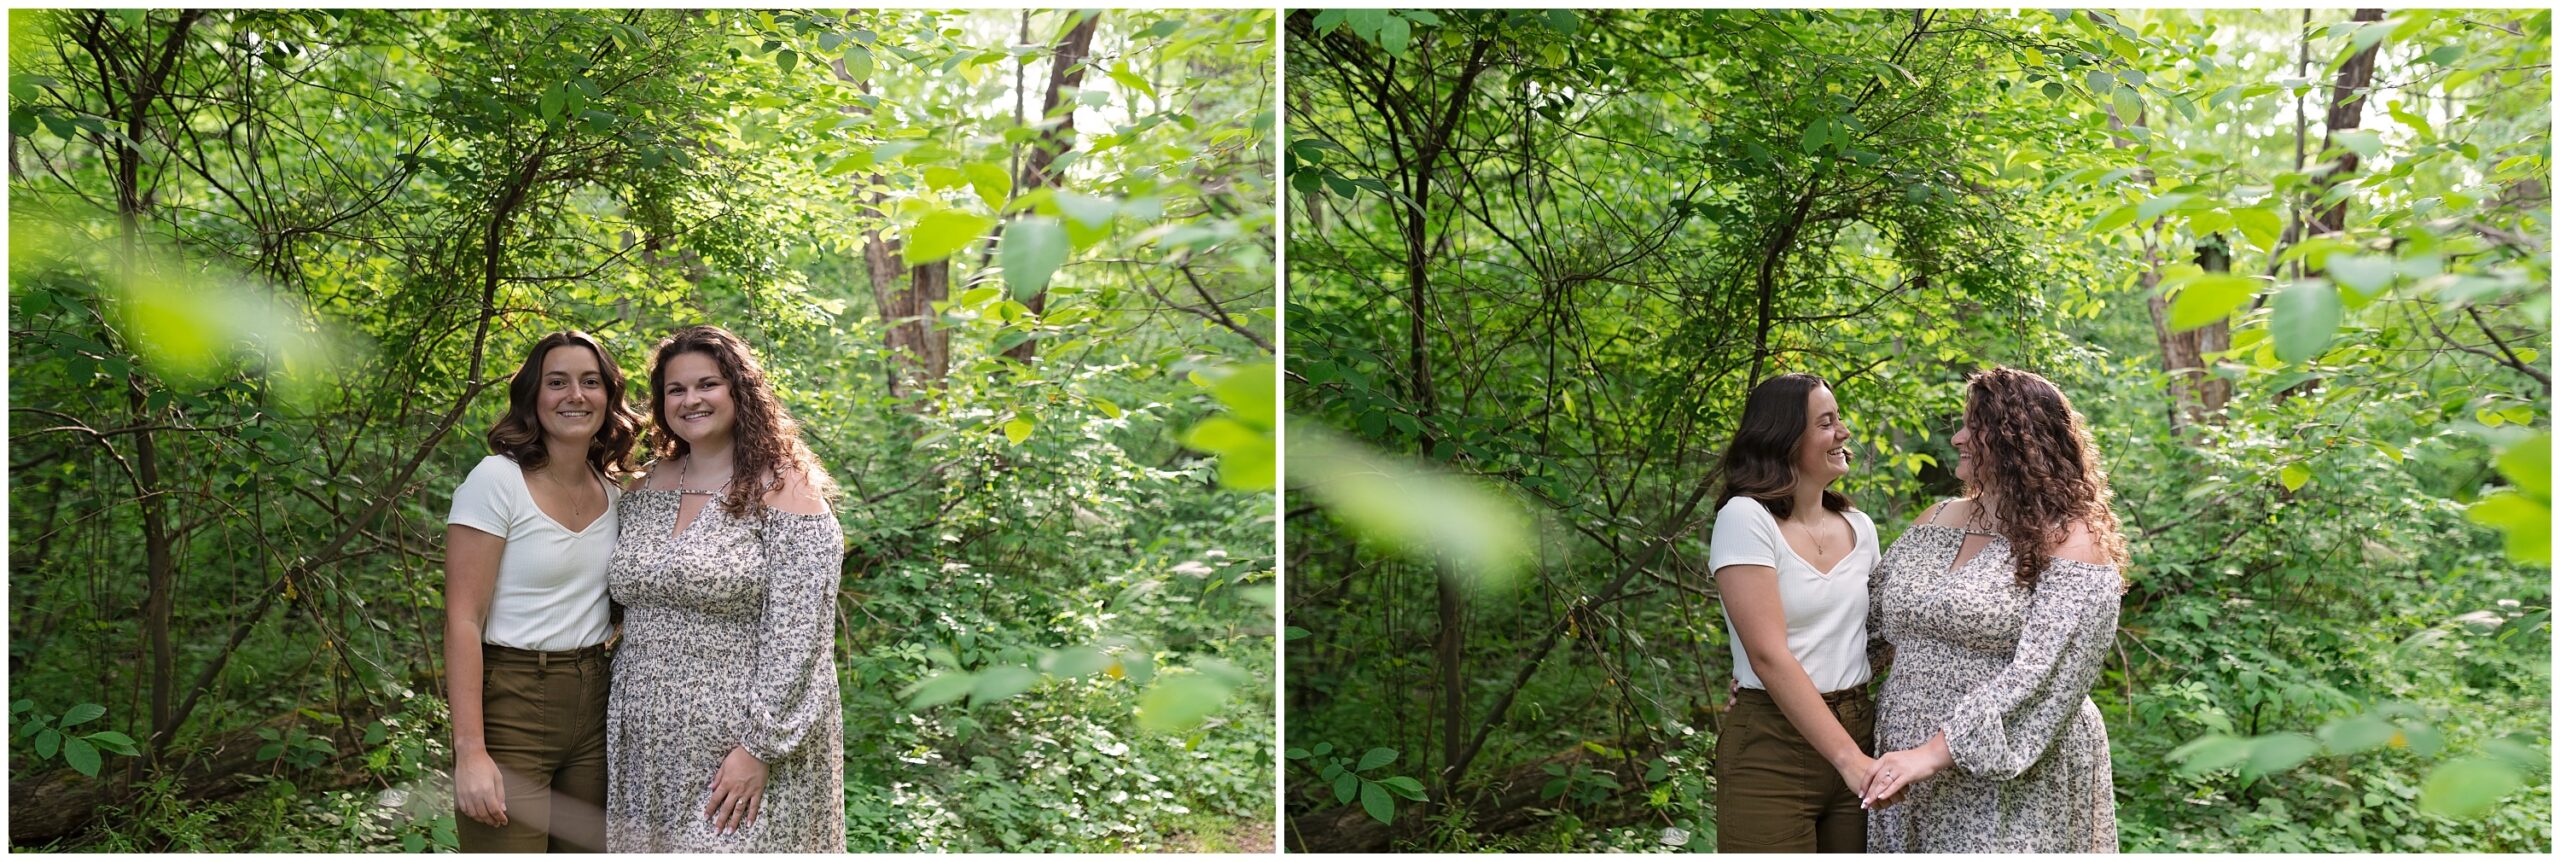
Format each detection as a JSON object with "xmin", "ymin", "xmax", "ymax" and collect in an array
[
  {"xmin": 1709, "ymin": 495, "xmax": 1877, "ymax": 693},
  {"xmin": 446, "ymin": 454, "xmax": 618, "ymax": 652}
]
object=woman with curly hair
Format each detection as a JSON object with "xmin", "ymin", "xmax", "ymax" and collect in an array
[
  {"xmin": 1859, "ymin": 366, "xmax": 2129, "ymax": 852},
  {"xmin": 603, "ymin": 325, "xmax": 846, "ymax": 851},
  {"xmin": 445, "ymin": 330, "xmax": 642, "ymax": 852}
]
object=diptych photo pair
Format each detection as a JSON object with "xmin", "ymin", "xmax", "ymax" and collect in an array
[{"xmin": 4, "ymin": 5, "xmax": 2552, "ymax": 856}]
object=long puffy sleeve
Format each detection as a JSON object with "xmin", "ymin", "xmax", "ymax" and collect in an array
[
  {"xmin": 1939, "ymin": 558, "xmax": 2120, "ymax": 781},
  {"xmin": 739, "ymin": 510, "xmax": 845, "ymax": 764}
]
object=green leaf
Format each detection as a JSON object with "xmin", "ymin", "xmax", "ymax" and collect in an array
[
  {"xmin": 842, "ymin": 44, "xmax": 873, "ymax": 82},
  {"xmin": 1210, "ymin": 363, "xmax": 1277, "ymax": 428},
  {"xmin": 2495, "ymin": 432, "xmax": 2551, "ymax": 499},
  {"xmin": 901, "ymin": 671, "xmax": 976, "ymax": 709},
  {"xmin": 2188, "ymin": 208, "xmax": 2233, "ymax": 237},
  {"xmin": 777, "ymin": 49, "xmax": 799, "ymax": 76},
  {"xmin": 1544, "ymin": 9, "xmax": 1580, "ymax": 35},
  {"xmin": 2280, "ymin": 463, "xmax": 2312, "ymax": 492},
  {"xmin": 2087, "ymin": 204, "xmax": 2138, "ymax": 234},
  {"xmin": 999, "ymin": 217, "xmax": 1069, "ymax": 300},
  {"xmin": 62, "ymin": 737, "xmax": 100, "ymax": 777},
  {"xmin": 963, "ymin": 161, "xmax": 1013, "ymax": 211},
  {"xmin": 36, "ymin": 728, "xmax": 61, "ymax": 759},
  {"xmin": 1054, "ymin": 190, "xmax": 1117, "ymax": 229},
  {"xmin": 2318, "ymin": 714, "xmax": 2399, "ymax": 754},
  {"xmin": 2466, "ymin": 491, "xmax": 2551, "ymax": 565},
  {"xmin": 903, "ymin": 209, "xmax": 994, "ymax": 264},
  {"xmin": 2231, "ymin": 206, "xmax": 2283, "ymax": 249},
  {"xmin": 59, "ymin": 703, "xmax": 105, "ymax": 728},
  {"xmin": 1378, "ymin": 16, "xmax": 1411, "ymax": 57},
  {"xmin": 969, "ymin": 666, "xmax": 1041, "ymax": 706},
  {"xmin": 1357, "ymin": 746, "xmax": 1398, "ymax": 771},
  {"xmin": 2419, "ymin": 756, "xmax": 2527, "ymax": 818},
  {"xmin": 1181, "ymin": 417, "xmax": 1261, "ymax": 454},
  {"xmin": 1360, "ymin": 779, "xmax": 1395, "ymax": 824},
  {"xmin": 1799, "ymin": 117, "xmax": 1831, "ymax": 155},
  {"xmin": 2326, "ymin": 253, "xmax": 2395, "ymax": 296},
  {"xmin": 2111, "ymin": 84, "xmax": 2143, "ymax": 124},
  {"xmin": 1045, "ymin": 646, "xmax": 1110, "ymax": 678},
  {"xmin": 1333, "ymin": 772, "xmax": 1358, "ymax": 804},
  {"xmin": 1004, "ymin": 417, "xmax": 1034, "ymax": 446},
  {"xmin": 2245, "ymin": 733, "xmax": 2320, "ymax": 775},
  {"xmin": 1379, "ymin": 775, "xmax": 1426, "ymax": 801},
  {"xmin": 2331, "ymin": 128, "xmax": 2382, "ymax": 158},
  {"xmin": 1136, "ymin": 673, "xmax": 1231, "ymax": 735},
  {"xmin": 2170, "ymin": 733, "xmax": 2251, "ymax": 775},
  {"xmin": 2166, "ymin": 274, "xmax": 2264, "ymax": 330},
  {"xmin": 2270, "ymin": 280, "xmax": 2342, "ymax": 363},
  {"xmin": 538, "ymin": 86, "xmax": 565, "ymax": 121},
  {"xmin": 2135, "ymin": 193, "xmax": 2191, "ymax": 223},
  {"xmin": 83, "ymin": 730, "xmax": 139, "ymax": 756}
]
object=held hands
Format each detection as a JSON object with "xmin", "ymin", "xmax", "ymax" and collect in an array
[
  {"xmin": 454, "ymin": 749, "xmax": 508, "ymax": 828},
  {"xmin": 1861, "ymin": 733, "xmax": 1953, "ymax": 810},
  {"xmin": 1831, "ymin": 751, "xmax": 1879, "ymax": 798},
  {"xmin": 704, "ymin": 745, "xmax": 768, "ymax": 836}
]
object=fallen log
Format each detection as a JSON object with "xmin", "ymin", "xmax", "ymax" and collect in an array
[
  {"xmin": 8, "ymin": 704, "xmax": 394, "ymax": 849},
  {"xmin": 1287, "ymin": 731, "xmax": 1683, "ymax": 853}
]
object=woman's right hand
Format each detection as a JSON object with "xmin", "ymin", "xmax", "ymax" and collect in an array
[
  {"xmin": 455, "ymin": 749, "xmax": 508, "ymax": 828},
  {"xmin": 1832, "ymin": 752, "xmax": 1877, "ymax": 801}
]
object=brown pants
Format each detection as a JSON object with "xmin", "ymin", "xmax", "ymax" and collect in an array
[
  {"xmin": 1714, "ymin": 686, "xmax": 1875, "ymax": 853},
  {"xmin": 458, "ymin": 643, "xmax": 610, "ymax": 853}
]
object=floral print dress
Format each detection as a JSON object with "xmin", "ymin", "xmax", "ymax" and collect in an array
[
  {"xmin": 605, "ymin": 489, "xmax": 846, "ymax": 852},
  {"xmin": 1865, "ymin": 521, "xmax": 2121, "ymax": 853}
]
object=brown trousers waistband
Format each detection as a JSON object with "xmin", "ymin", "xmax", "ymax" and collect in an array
[
  {"xmin": 481, "ymin": 641, "xmax": 610, "ymax": 670},
  {"xmin": 1734, "ymin": 685, "xmax": 1870, "ymax": 706}
]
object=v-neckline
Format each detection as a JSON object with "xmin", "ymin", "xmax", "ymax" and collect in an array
[
  {"xmin": 517, "ymin": 463, "xmax": 610, "ymax": 535},
  {"xmin": 1778, "ymin": 512, "xmax": 1858, "ymax": 579}
]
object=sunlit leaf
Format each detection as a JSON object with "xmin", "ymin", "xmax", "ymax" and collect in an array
[{"xmin": 1135, "ymin": 672, "xmax": 1231, "ymax": 735}]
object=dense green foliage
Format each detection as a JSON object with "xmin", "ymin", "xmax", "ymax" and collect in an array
[
  {"xmin": 9, "ymin": 8, "xmax": 1274, "ymax": 851},
  {"xmin": 1283, "ymin": 8, "xmax": 2548, "ymax": 852}
]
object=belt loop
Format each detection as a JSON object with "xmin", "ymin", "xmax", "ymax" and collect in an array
[{"xmin": 538, "ymin": 650, "xmax": 550, "ymax": 673}]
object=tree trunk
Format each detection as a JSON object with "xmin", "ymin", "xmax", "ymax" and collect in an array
[
  {"xmin": 1001, "ymin": 11, "xmax": 1100, "ymax": 363},
  {"xmin": 2287, "ymin": 7, "xmax": 2386, "ymax": 402},
  {"xmin": 2311, "ymin": 8, "xmax": 2388, "ymax": 239},
  {"xmin": 836, "ymin": 57, "xmax": 952, "ymax": 401}
]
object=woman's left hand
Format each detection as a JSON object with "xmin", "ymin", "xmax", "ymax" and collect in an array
[
  {"xmin": 704, "ymin": 745, "xmax": 768, "ymax": 835},
  {"xmin": 1862, "ymin": 733, "xmax": 1954, "ymax": 809}
]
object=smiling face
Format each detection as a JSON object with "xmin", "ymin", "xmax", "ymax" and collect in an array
[
  {"xmin": 534, "ymin": 344, "xmax": 606, "ymax": 446},
  {"xmin": 1793, "ymin": 384, "xmax": 1852, "ymax": 487},
  {"xmin": 660, "ymin": 351, "xmax": 734, "ymax": 448},
  {"xmin": 1952, "ymin": 402, "xmax": 1980, "ymax": 486}
]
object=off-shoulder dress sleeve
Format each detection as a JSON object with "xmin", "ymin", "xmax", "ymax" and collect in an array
[
  {"xmin": 739, "ymin": 509, "xmax": 846, "ymax": 764},
  {"xmin": 1938, "ymin": 558, "xmax": 2120, "ymax": 780}
]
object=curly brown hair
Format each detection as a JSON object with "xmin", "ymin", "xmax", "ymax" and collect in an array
[
  {"xmin": 1961, "ymin": 367, "xmax": 2129, "ymax": 590},
  {"xmin": 486, "ymin": 331, "xmax": 642, "ymax": 480},
  {"xmin": 645, "ymin": 325, "xmax": 838, "ymax": 517}
]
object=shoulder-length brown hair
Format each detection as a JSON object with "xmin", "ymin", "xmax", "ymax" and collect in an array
[
  {"xmin": 1961, "ymin": 366, "xmax": 2129, "ymax": 589},
  {"xmin": 1716, "ymin": 372, "xmax": 1854, "ymax": 519},
  {"xmin": 486, "ymin": 331, "xmax": 641, "ymax": 479},
  {"xmin": 644, "ymin": 325, "xmax": 838, "ymax": 517}
]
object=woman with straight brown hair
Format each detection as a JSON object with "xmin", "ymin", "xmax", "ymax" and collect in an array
[
  {"xmin": 1708, "ymin": 372, "xmax": 1880, "ymax": 852},
  {"xmin": 445, "ymin": 330, "xmax": 642, "ymax": 852},
  {"xmin": 604, "ymin": 325, "xmax": 846, "ymax": 851},
  {"xmin": 1860, "ymin": 366, "xmax": 2128, "ymax": 852}
]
